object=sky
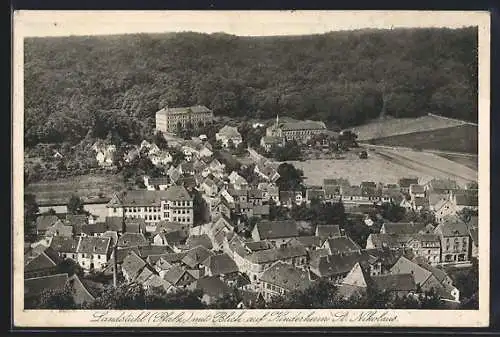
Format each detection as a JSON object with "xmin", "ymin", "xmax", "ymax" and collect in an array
[{"xmin": 14, "ymin": 10, "xmax": 487, "ymax": 38}]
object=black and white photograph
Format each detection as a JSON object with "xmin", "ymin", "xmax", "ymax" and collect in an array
[{"xmin": 13, "ymin": 10, "xmax": 490, "ymax": 327}]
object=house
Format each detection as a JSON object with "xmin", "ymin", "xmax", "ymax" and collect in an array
[
  {"xmin": 228, "ymin": 171, "xmax": 248, "ymax": 190},
  {"xmin": 75, "ymin": 236, "xmax": 112, "ymax": 271},
  {"xmin": 204, "ymin": 253, "xmax": 239, "ymax": 281},
  {"xmin": 149, "ymin": 151, "xmax": 173, "ymax": 167},
  {"xmin": 45, "ymin": 220, "xmax": 73, "ymax": 238},
  {"xmin": 425, "ymin": 179, "xmax": 460, "ymax": 194},
  {"xmin": 216, "ymin": 125, "xmax": 243, "ymax": 148},
  {"xmin": 123, "ymin": 147, "xmax": 140, "ymax": 163},
  {"xmin": 365, "ymin": 233, "xmax": 414, "ymax": 250},
  {"xmin": 201, "ymin": 177, "xmax": 218, "ymax": 197},
  {"xmin": 194, "ymin": 276, "xmax": 231, "ymax": 305},
  {"xmin": 49, "ymin": 237, "xmax": 79, "ymax": 260},
  {"xmin": 124, "ymin": 218, "xmax": 146, "ymax": 234},
  {"xmin": 405, "ymin": 234, "xmax": 441, "ymax": 265},
  {"xmin": 337, "ymin": 262, "xmax": 368, "ymax": 300},
  {"xmin": 248, "ymin": 189, "xmax": 264, "ymax": 206},
  {"xmin": 305, "ymin": 187, "xmax": 326, "ymax": 204},
  {"xmin": 121, "ymin": 250, "xmax": 151, "ymax": 283},
  {"xmin": 390, "ymin": 256, "xmax": 459, "ymax": 302},
  {"xmin": 80, "ymin": 222, "xmax": 108, "ymax": 237},
  {"xmin": 252, "ymin": 204, "xmax": 270, "ymax": 219},
  {"xmin": 380, "ymin": 222, "xmax": 427, "ymax": 235},
  {"xmin": 162, "ymin": 266, "xmax": 197, "ymax": 289},
  {"xmin": 258, "ymin": 262, "xmax": 311, "ymax": 302},
  {"xmin": 117, "ymin": 233, "xmax": 148, "ymax": 248},
  {"xmin": 153, "ymin": 230, "xmax": 188, "ymax": 248},
  {"xmin": 279, "ymin": 191, "xmax": 303, "ymax": 208},
  {"xmin": 208, "ymin": 159, "xmax": 225, "ymax": 176},
  {"xmin": 251, "ymin": 220, "xmax": 299, "ymax": 247},
  {"xmin": 24, "ymin": 247, "xmax": 62, "ymax": 278},
  {"xmin": 24, "ymin": 273, "xmax": 69, "ymax": 308},
  {"xmin": 411, "ymin": 197, "xmax": 428, "ymax": 211},
  {"xmin": 92, "ymin": 142, "xmax": 116, "ymax": 167},
  {"xmin": 309, "ymin": 253, "xmax": 363, "ymax": 283},
  {"xmin": 434, "ymin": 215, "xmax": 470, "ymax": 264},
  {"xmin": 431, "ymin": 197, "xmax": 457, "ymax": 223},
  {"xmin": 409, "ymin": 184, "xmax": 426, "ymax": 200},
  {"xmin": 106, "ymin": 186, "xmax": 194, "ymax": 226},
  {"xmin": 67, "ymin": 274, "xmax": 103, "ymax": 306},
  {"xmin": 35, "ymin": 215, "xmax": 60, "ymax": 236},
  {"xmin": 143, "ymin": 176, "xmax": 171, "ymax": 191},
  {"xmin": 451, "ymin": 189, "xmax": 479, "ymax": 212},
  {"xmin": 315, "ymin": 225, "xmax": 341, "ymax": 239},
  {"xmin": 321, "ymin": 236, "xmax": 361, "ymax": 255},
  {"xmin": 179, "ymin": 161, "xmax": 195, "ymax": 176},
  {"xmin": 181, "ymin": 245, "xmax": 213, "ymax": 269},
  {"xmin": 370, "ymin": 273, "xmax": 417, "ymax": 298},
  {"xmin": 286, "ymin": 236, "xmax": 323, "ymax": 251},
  {"xmin": 341, "ymin": 186, "xmax": 373, "ymax": 205},
  {"xmin": 254, "ymin": 163, "xmax": 280, "ymax": 183},
  {"xmin": 260, "ymin": 136, "xmax": 284, "ymax": 152},
  {"xmin": 399, "ymin": 177, "xmax": 419, "ymax": 194},
  {"xmin": 184, "ymin": 234, "xmax": 213, "ymax": 251}
]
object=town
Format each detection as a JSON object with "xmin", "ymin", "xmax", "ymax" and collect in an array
[{"xmin": 24, "ymin": 105, "xmax": 479, "ymax": 310}]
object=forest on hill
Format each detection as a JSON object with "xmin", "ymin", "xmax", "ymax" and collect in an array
[{"xmin": 24, "ymin": 27, "xmax": 478, "ymax": 147}]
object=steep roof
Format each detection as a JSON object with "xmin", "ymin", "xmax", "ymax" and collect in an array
[
  {"xmin": 316, "ymin": 225, "xmax": 341, "ymax": 238},
  {"xmin": 24, "ymin": 273, "xmax": 69, "ymax": 300},
  {"xmin": 45, "ymin": 220, "xmax": 73, "ymax": 237},
  {"xmin": 310, "ymin": 253, "xmax": 361, "ymax": 277},
  {"xmin": 49, "ymin": 237, "xmax": 79, "ymax": 253},
  {"xmin": 399, "ymin": 178, "xmax": 419, "ymax": 188},
  {"xmin": 254, "ymin": 220, "xmax": 298, "ymax": 240},
  {"xmin": 207, "ymin": 253, "xmax": 239, "ymax": 276},
  {"xmin": 185, "ymin": 234, "xmax": 213, "ymax": 250},
  {"xmin": 35, "ymin": 215, "xmax": 60, "ymax": 232},
  {"xmin": 162, "ymin": 266, "xmax": 190, "ymax": 285},
  {"xmin": 76, "ymin": 236, "xmax": 111, "ymax": 255},
  {"xmin": 105, "ymin": 216, "xmax": 123, "ymax": 232},
  {"xmin": 157, "ymin": 105, "xmax": 212, "ymax": 115},
  {"xmin": 306, "ymin": 188, "xmax": 326, "ymax": 200},
  {"xmin": 371, "ymin": 273, "xmax": 417, "ymax": 292},
  {"xmin": 409, "ymin": 184, "xmax": 425, "ymax": 194},
  {"xmin": 25, "ymin": 248, "xmax": 62, "ymax": 272},
  {"xmin": 434, "ymin": 216, "xmax": 469, "ymax": 237},
  {"xmin": 247, "ymin": 245, "xmax": 307, "ymax": 264},
  {"xmin": 382, "ymin": 222, "xmax": 426, "ymax": 235},
  {"xmin": 117, "ymin": 233, "xmax": 148, "ymax": 248},
  {"xmin": 245, "ymin": 240, "xmax": 274, "ymax": 252},
  {"xmin": 367, "ymin": 233, "xmax": 413, "ymax": 249},
  {"xmin": 324, "ymin": 236, "xmax": 361, "ymax": 254},
  {"xmin": 259, "ymin": 262, "xmax": 312, "ymax": 291},
  {"xmin": 121, "ymin": 251, "xmax": 148, "ymax": 281},
  {"xmin": 428, "ymin": 179, "xmax": 459, "ymax": 191},
  {"xmin": 280, "ymin": 120, "xmax": 326, "ymax": 131},
  {"xmin": 119, "ymin": 186, "xmax": 192, "ymax": 206},
  {"xmin": 181, "ymin": 246, "xmax": 213, "ymax": 268},
  {"xmin": 217, "ymin": 125, "xmax": 242, "ymax": 138},
  {"xmin": 390, "ymin": 256, "xmax": 432, "ymax": 286}
]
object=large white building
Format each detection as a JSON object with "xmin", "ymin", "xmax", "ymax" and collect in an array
[
  {"xmin": 106, "ymin": 186, "xmax": 194, "ymax": 226},
  {"xmin": 155, "ymin": 105, "xmax": 214, "ymax": 134}
]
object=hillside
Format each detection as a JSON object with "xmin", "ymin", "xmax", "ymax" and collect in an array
[
  {"xmin": 24, "ymin": 27, "xmax": 478, "ymax": 147},
  {"xmin": 351, "ymin": 114, "xmax": 469, "ymax": 141},
  {"xmin": 367, "ymin": 124, "xmax": 478, "ymax": 154}
]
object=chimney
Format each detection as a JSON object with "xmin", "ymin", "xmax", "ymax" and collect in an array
[{"xmin": 113, "ymin": 244, "xmax": 118, "ymax": 288}]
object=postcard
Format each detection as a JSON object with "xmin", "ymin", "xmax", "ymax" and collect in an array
[{"xmin": 12, "ymin": 10, "xmax": 490, "ymax": 327}]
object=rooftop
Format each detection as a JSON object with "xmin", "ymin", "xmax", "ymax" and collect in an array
[
  {"xmin": 259, "ymin": 262, "xmax": 311, "ymax": 291},
  {"xmin": 156, "ymin": 105, "xmax": 212, "ymax": 115}
]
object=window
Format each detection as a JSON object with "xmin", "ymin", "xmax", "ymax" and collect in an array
[
  {"xmin": 97, "ymin": 255, "xmax": 101, "ymax": 260},
  {"xmin": 113, "ymin": 208, "xmax": 116, "ymax": 213}
]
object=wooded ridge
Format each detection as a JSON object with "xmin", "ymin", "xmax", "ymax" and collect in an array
[{"xmin": 24, "ymin": 27, "xmax": 478, "ymax": 147}]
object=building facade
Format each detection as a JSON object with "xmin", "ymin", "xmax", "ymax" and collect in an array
[
  {"xmin": 155, "ymin": 105, "xmax": 214, "ymax": 134},
  {"xmin": 266, "ymin": 115, "xmax": 327, "ymax": 144},
  {"xmin": 106, "ymin": 186, "xmax": 194, "ymax": 226}
]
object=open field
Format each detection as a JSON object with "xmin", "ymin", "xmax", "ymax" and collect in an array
[
  {"xmin": 438, "ymin": 153, "xmax": 478, "ymax": 171},
  {"xmin": 367, "ymin": 124, "xmax": 478, "ymax": 154},
  {"xmin": 283, "ymin": 147, "xmax": 477, "ymax": 187},
  {"xmin": 351, "ymin": 114, "xmax": 468, "ymax": 141},
  {"xmin": 25, "ymin": 174, "xmax": 125, "ymax": 205}
]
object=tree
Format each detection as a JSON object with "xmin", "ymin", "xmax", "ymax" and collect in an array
[
  {"xmin": 276, "ymin": 163, "xmax": 305, "ymax": 192},
  {"xmin": 192, "ymin": 190, "xmax": 209, "ymax": 225},
  {"xmin": 57, "ymin": 258, "xmax": 84, "ymax": 277},
  {"xmin": 153, "ymin": 131, "xmax": 169, "ymax": 149},
  {"xmin": 24, "ymin": 193, "xmax": 39, "ymax": 242},
  {"xmin": 272, "ymin": 140, "xmax": 302, "ymax": 161},
  {"xmin": 67, "ymin": 195, "xmax": 85, "ymax": 215},
  {"xmin": 379, "ymin": 202, "xmax": 406, "ymax": 222},
  {"xmin": 29, "ymin": 284, "xmax": 76, "ymax": 309},
  {"xmin": 83, "ymin": 283, "xmax": 146, "ymax": 309},
  {"xmin": 208, "ymin": 287, "xmax": 242, "ymax": 309},
  {"xmin": 44, "ymin": 208, "xmax": 57, "ymax": 215}
]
